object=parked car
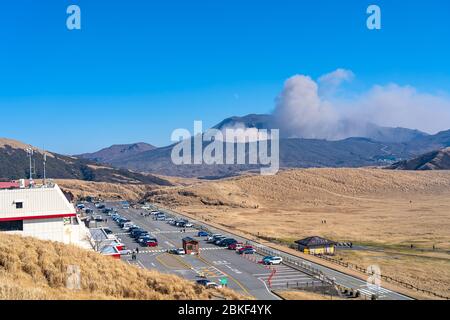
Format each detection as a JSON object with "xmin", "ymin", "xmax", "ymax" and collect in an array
[
  {"xmin": 122, "ymin": 223, "xmax": 136, "ymax": 232},
  {"xmin": 184, "ymin": 222, "xmax": 194, "ymax": 228},
  {"xmin": 144, "ymin": 239, "xmax": 158, "ymax": 247},
  {"xmin": 102, "ymin": 228, "xmax": 113, "ymax": 235},
  {"xmin": 228, "ymin": 242, "xmax": 244, "ymax": 250},
  {"xmin": 262, "ymin": 256, "xmax": 283, "ymax": 265},
  {"xmin": 85, "ymin": 208, "xmax": 94, "ymax": 214},
  {"xmin": 207, "ymin": 234, "xmax": 221, "ymax": 241},
  {"xmin": 217, "ymin": 238, "xmax": 237, "ymax": 247},
  {"xmin": 120, "ymin": 248, "xmax": 132, "ymax": 255},
  {"xmin": 93, "ymin": 215, "xmax": 104, "ymax": 222},
  {"xmin": 169, "ymin": 248, "xmax": 186, "ymax": 255},
  {"xmin": 130, "ymin": 229, "xmax": 146, "ymax": 238},
  {"xmin": 133, "ymin": 231, "xmax": 149, "ymax": 240},
  {"xmin": 196, "ymin": 279, "xmax": 219, "ymax": 288},
  {"xmin": 197, "ymin": 231, "xmax": 209, "ymax": 237},
  {"xmin": 238, "ymin": 246, "xmax": 255, "ymax": 254},
  {"xmin": 207, "ymin": 235, "xmax": 223, "ymax": 243},
  {"xmin": 213, "ymin": 236, "xmax": 227, "ymax": 245},
  {"xmin": 155, "ymin": 214, "xmax": 166, "ymax": 221}
]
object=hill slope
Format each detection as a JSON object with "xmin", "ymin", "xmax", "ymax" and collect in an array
[
  {"xmin": 0, "ymin": 233, "xmax": 241, "ymax": 300},
  {"xmin": 78, "ymin": 143, "xmax": 156, "ymax": 164},
  {"xmin": 390, "ymin": 148, "xmax": 450, "ymax": 170},
  {"xmin": 0, "ymin": 138, "xmax": 171, "ymax": 186}
]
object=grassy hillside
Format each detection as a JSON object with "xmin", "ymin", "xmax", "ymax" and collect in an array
[
  {"xmin": 0, "ymin": 233, "xmax": 242, "ymax": 300},
  {"xmin": 0, "ymin": 138, "xmax": 172, "ymax": 186}
]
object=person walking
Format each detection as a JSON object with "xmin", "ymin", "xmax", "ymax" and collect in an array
[{"xmin": 136, "ymin": 247, "xmax": 140, "ymax": 255}]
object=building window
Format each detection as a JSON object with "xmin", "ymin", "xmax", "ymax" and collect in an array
[
  {"xmin": 0, "ymin": 220, "xmax": 24, "ymax": 231},
  {"xmin": 15, "ymin": 202, "xmax": 23, "ymax": 209}
]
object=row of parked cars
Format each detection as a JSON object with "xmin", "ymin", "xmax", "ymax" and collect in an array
[
  {"xmin": 111, "ymin": 212, "xmax": 159, "ymax": 247},
  {"xmin": 199, "ymin": 233, "xmax": 283, "ymax": 265}
]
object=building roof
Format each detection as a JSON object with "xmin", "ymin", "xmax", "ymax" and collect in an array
[
  {"xmin": 182, "ymin": 237, "xmax": 198, "ymax": 243},
  {"xmin": 295, "ymin": 236, "xmax": 336, "ymax": 247},
  {"xmin": 0, "ymin": 184, "xmax": 76, "ymax": 221}
]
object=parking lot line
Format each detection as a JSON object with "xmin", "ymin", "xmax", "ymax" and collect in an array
[{"xmin": 196, "ymin": 254, "xmax": 253, "ymax": 299}]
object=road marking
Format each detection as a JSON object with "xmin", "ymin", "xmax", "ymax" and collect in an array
[
  {"xmin": 152, "ymin": 229, "xmax": 197, "ymax": 234},
  {"xmin": 197, "ymin": 255, "xmax": 253, "ymax": 299},
  {"xmin": 164, "ymin": 241, "xmax": 175, "ymax": 248}
]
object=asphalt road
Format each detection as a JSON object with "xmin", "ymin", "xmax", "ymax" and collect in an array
[{"xmin": 87, "ymin": 202, "xmax": 412, "ymax": 300}]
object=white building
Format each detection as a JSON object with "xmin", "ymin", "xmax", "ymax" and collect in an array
[{"xmin": 0, "ymin": 182, "xmax": 92, "ymax": 248}]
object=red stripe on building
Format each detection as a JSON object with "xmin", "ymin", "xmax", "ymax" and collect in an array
[{"xmin": 0, "ymin": 213, "xmax": 76, "ymax": 222}]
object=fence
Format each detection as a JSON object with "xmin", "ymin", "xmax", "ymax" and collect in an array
[{"xmin": 317, "ymin": 254, "xmax": 449, "ymax": 300}]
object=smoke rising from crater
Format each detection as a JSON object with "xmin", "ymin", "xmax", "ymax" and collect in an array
[{"xmin": 273, "ymin": 69, "xmax": 450, "ymax": 139}]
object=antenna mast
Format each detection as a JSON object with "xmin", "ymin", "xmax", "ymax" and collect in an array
[
  {"xmin": 26, "ymin": 148, "xmax": 34, "ymax": 186},
  {"xmin": 43, "ymin": 153, "xmax": 47, "ymax": 186}
]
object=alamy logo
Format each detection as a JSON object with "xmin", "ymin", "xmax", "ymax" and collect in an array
[
  {"xmin": 171, "ymin": 121, "xmax": 280, "ymax": 175},
  {"xmin": 67, "ymin": 5, "xmax": 81, "ymax": 30},
  {"xmin": 367, "ymin": 5, "xmax": 381, "ymax": 30}
]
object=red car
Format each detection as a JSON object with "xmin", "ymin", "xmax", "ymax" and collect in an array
[
  {"xmin": 228, "ymin": 242, "xmax": 244, "ymax": 250},
  {"xmin": 145, "ymin": 240, "xmax": 158, "ymax": 247}
]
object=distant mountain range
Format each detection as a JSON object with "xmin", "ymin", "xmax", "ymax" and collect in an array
[
  {"xmin": 79, "ymin": 114, "xmax": 450, "ymax": 178},
  {"xmin": 0, "ymin": 138, "xmax": 171, "ymax": 185},
  {"xmin": 3, "ymin": 114, "xmax": 450, "ymax": 181},
  {"xmin": 390, "ymin": 147, "xmax": 450, "ymax": 170}
]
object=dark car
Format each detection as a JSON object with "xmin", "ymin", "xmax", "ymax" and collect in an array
[
  {"xmin": 132, "ymin": 230, "xmax": 149, "ymax": 240},
  {"xmin": 196, "ymin": 279, "xmax": 219, "ymax": 288},
  {"xmin": 218, "ymin": 238, "xmax": 237, "ymax": 247},
  {"xmin": 137, "ymin": 234, "xmax": 155, "ymax": 243},
  {"xmin": 130, "ymin": 229, "xmax": 145, "ymax": 238},
  {"xmin": 238, "ymin": 247, "xmax": 256, "ymax": 255}
]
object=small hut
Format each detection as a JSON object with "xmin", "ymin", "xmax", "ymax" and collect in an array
[
  {"xmin": 295, "ymin": 236, "xmax": 336, "ymax": 255},
  {"xmin": 182, "ymin": 237, "xmax": 199, "ymax": 255}
]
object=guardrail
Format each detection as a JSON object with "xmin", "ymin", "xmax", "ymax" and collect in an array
[{"xmin": 318, "ymin": 254, "xmax": 449, "ymax": 300}]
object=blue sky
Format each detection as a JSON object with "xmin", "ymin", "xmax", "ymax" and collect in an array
[{"xmin": 1, "ymin": 0, "xmax": 449, "ymax": 154}]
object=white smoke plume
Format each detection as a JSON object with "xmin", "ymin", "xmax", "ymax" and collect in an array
[{"xmin": 273, "ymin": 69, "xmax": 450, "ymax": 139}]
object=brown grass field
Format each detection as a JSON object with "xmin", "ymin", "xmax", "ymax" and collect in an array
[
  {"xmin": 0, "ymin": 233, "xmax": 242, "ymax": 300},
  {"xmin": 275, "ymin": 290, "xmax": 345, "ymax": 300},
  {"xmin": 144, "ymin": 168, "xmax": 450, "ymax": 298}
]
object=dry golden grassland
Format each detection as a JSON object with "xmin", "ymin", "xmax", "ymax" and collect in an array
[
  {"xmin": 0, "ymin": 233, "xmax": 242, "ymax": 300},
  {"xmin": 146, "ymin": 168, "xmax": 450, "ymax": 298},
  {"xmin": 275, "ymin": 290, "xmax": 345, "ymax": 300},
  {"xmin": 56, "ymin": 179, "xmax": 152, "ymax": 201}
]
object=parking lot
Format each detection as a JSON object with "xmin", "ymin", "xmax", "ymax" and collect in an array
[
  {"xmin": 84, "ymin": 202, "xmax": 301, "ymax": 300},
  {"xmin": 83, "ymin": 201, "xmax": 412, "ymax": 300}
]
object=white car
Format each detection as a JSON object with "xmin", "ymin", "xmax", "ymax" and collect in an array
[
  {"xmin": 207, "ymin": 234, "xmax": 222, "ymax": 241},
  {"xmin": 185, "ymin": 223, "xmax": 194, "ymax": 228},
  {"xmin": 170, "ymin": 248, "xmax": 186, "ymax": 255},
  {"xmin": 263, "ymin": 256, "xmax": 283, "ymax": 265}
]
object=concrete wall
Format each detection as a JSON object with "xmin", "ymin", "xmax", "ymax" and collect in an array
[{"xmin": 23, "ymin": 218, "xmax": 64, "ymax": 242}]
